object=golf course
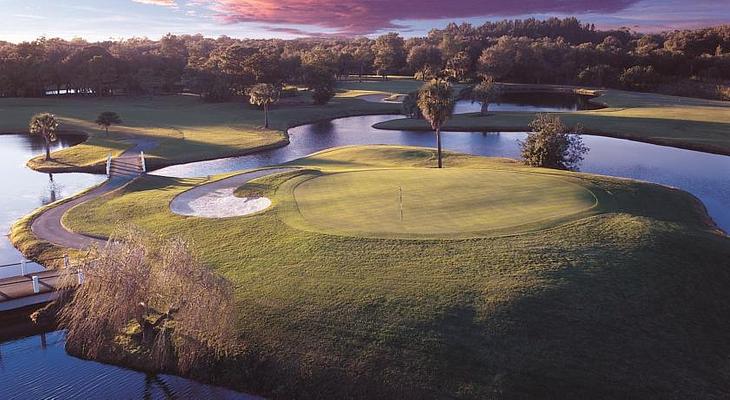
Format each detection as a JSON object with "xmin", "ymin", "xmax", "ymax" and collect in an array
[
  {"xmin": 0, "ymin": 90, "xmax": 399, "ymax": 173},
  {"xmin": 19, "ymin": 145, "xmax": 723, "ymax": 398},
  {"xmin": 370, "ymin": 82, "xmax": 730, "ymax": 156},
  {"xmin": 4, "ymin": 80, "xmax": 730, "ymax": 399}
]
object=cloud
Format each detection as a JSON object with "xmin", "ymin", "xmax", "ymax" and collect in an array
[
  {"xmin": 205, "ymin": 0, "xmax": 641, "ymax": 35},
  {"xmin": 132, "ymin": 0, "xmax": 177, "ymax": 6}
]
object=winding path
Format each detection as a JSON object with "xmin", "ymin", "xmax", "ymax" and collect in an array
[{"xmin": 30, "ymin": 137, "xmax": 157, "ymax": 250}]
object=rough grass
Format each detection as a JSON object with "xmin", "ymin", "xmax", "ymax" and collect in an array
[
  {"xmin": 0, "ymin": 93, "xmax": 399, "ymax": 172},
  {"xmin": 54, "ymin": 145, "xmax": 730, "ymax": 399},
  {"xmin": 374, "ymin": 84, "xmax": 730, "ymax": 155}
]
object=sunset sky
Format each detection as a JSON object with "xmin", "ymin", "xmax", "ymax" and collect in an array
[{"xmin": 2, "ymin": 0, "xmax": 728, "ymax": 42}]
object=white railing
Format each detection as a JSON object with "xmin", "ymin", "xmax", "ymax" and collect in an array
[
  {"xmin": 140, "ymin": 151, "xmax": 146, "ymax": 173},
  {"xmin": 106, "ymin": 152, "xmax": 112, "ymax": 177}
]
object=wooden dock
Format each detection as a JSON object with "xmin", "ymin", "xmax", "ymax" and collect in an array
[{"xmin": 0, "ymin": 259, "xmax": 80, "ymax": 312}]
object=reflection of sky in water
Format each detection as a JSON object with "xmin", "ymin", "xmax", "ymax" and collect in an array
[
  {"xmin": 0, "ymin": 331, "xmax": 256, "ymax": 400},
  {"xmin": 156, "ymin": 115, "xmax": 730, "ymax": 232},
  {"xmin": 0, "ymin": 135, "xmax": 105, "ymax": 265}
]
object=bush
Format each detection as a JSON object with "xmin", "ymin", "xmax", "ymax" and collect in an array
[
  {"xmin": 620, "ymin": 65, "xmax": 661, "ymax": 90},
  {"xmin": 519, "ymin": 114, "xmax": 589, "ymax": 171},
  {"xmin": 58, "ymin": 226, "xmax": 238, "ymax": 374},
  {"xmin": 401, "ymin": 91, "xmax": 422, "ymax": 118},
  {"xmin": 312, "ymin": 84, "xmax": 335, "ymax": 105},
  {"xmin": 577, "ymin": 65, "xmax": 618, "ymax": 87}
]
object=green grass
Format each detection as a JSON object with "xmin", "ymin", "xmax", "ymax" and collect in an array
[
  {"xmin": 0, "ymin": 93, "xmax": 399, "ymax": 172},
  {"xmin": 285, "ymin": 168, "xmax": 598, "ymax": 238},
  {"xmin": 374, "ymin": 84, "xmax": 730, "ymax": 155},
  {"xmin": 336, "ymin": 79, "xmax": 469, "ymax": 98},
  {"xmin": 50, "ymin": 145, "xmax": 730, "ymax": 399}
]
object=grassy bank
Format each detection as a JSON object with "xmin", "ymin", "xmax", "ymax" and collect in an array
[
  {"xmin": 372, "ymin": 84, "xmax": 730, "ymax": 155},
  {"xmin": 50, "ymin": 145, "xmax": 730, "ymax": 399},
  {"xmin": 0, "ymin": 93, "xmax": 399, "ymax": 173}
]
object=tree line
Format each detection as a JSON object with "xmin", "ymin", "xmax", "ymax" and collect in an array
[{"xmin": 1, "ymin": 18, "xmax": 728, "ymax": 100}]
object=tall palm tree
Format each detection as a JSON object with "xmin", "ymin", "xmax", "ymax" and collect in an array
[
  {"xmin": 417, "ymin": 79, "xmax": 455, "ymax": 168},
  {"xmin": 248, "ymin": 83, "xmax": 279, "ymax": 128},
  {"xmin": 29, "ymin": 113, "xmax": 60, "ymax": 161}
]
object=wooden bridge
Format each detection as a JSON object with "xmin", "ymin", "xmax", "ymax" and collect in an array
[{"xmin": 0, "ymin": 257, "xmax": 82, "ymax": 312}]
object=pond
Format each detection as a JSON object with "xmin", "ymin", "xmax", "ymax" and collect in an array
[
  {"xmin": 0, "ymin": 331, "xmax": 258, "ymax": 400},
  {"xmin": 1, "ymin": 93, "xmax": 728, "ymax": 398},
  {"xmin": 453, "ymin": 92, "xmax": 603, "ymax": 114},
  {"xmin": 0, "ymin": 134, "xmax": 105, "ymax": 277},
  {"xmin": 155, "ymin": 115, "xmax": 730, "ymax": 232},
  {"xmin": 0, "ymin": 134, "xmax": 256, "ymax": 399}
]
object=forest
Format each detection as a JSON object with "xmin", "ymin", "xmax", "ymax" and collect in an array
[{"xmin": 1, "ymin": 17, "xmax": 729, "ymax": 100}]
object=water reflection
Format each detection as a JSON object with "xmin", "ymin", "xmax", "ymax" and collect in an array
[
  {"xmin": 0, "ymin": 134, "xmax": 105, "ymax": 265},
  {"xmin": 454, "ymin": 92, "xmax": 603, "ymax": 114},
  {"xmin": 0, "ymin": 331, "xmax": 258, "ymax": 400},
  {"xmin": 155, "ymin": 115, "xmax": 730, "ymax": 232}
]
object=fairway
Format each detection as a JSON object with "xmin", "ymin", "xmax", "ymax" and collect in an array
[{"xmin": 288, "ymin": 169, "xmax": 598, "ymax": 238}]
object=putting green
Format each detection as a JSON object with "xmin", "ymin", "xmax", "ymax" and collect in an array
[{"xmin": 286, "ymin": 168, "xmax": 599, "ymax": 238}]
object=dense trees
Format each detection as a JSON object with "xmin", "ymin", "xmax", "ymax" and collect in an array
[
  {"xmin": 0, "ymin": 21, "xmax": 728, "ymax": 100},
  {"xmin": 373, "ymin": 33, "xmax": 406, "ymax": 80}
]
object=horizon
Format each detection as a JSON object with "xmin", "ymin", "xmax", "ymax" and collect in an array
[{"xmin": 1, "ymin": 0, "xmax": 729, "ymax": 43}]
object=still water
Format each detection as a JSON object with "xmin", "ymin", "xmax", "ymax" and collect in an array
[
  {"xmin": 0, "ymin": 92, "xmax": 727, "ymax": 398},
  {"xmin": 453, "ymin": 92, "xmax": 603, "ymax": 114},
  {"xmin": 156, "ymin": 115, "xmax": 730, "ymax": 232},
  {"xmin": 0, "ymin": 331, "xmax": 258, "ymax": 400},
  {"xmin": 0, "ymin": 134, "xmax": 256, "ymax": 399},
  {"xmin": 0, "ymin": 134, "xmax": 105, "ymax": 277}
]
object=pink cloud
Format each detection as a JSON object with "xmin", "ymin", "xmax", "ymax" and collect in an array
[{"xmin": 208, "ymin": 0, "xmax": 640, "ymax": 35}]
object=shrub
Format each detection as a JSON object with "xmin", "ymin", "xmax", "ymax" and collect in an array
[
  {"xmin": 620, "ymin": 65, "xmax": 661, "ymax": 90},
  {"xmin": 312, "ymin": 84, "xmax": 335, "ymax": 105},
  {"xmin": 519, "ymin": 114, "xmax": 589, "ymax": 171},
  {"xmin": 401, "ymin": 91, "xmax": 422, "ymax": 118},
  {"xmin": 58, "ymin": 226, "xmax": 238, "ymax": 374}
]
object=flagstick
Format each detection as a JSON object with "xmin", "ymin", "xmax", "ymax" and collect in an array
[{"xmin": 399, "ymin": 186, "xmax": 403, "ymax": 222}]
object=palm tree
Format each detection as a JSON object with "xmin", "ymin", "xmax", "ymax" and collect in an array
[
  {"xmin": 417, "ymin": 79, "xmax": 454, "ymax": 168},
  {"xmin": 470, "ymin": 77, "xmax": 502, "ymax": 115},
  {"xmin": 95, "ymin": 112, "xmax": 122, "ymax": 135},
  {"xmin": 248, "ymin": 83, "xmax": 279, "ymax": 128},
  {"xmin": 29, "ymin": 113, "xmax": 60, "ymax": 161}
]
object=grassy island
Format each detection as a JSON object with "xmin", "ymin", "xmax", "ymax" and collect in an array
[{"xmin": 47, "ymin": 145, "xmax": 730, "ymax": 399}]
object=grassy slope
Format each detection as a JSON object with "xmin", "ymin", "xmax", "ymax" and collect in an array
[
  {"xmin": 373, "ymin": 84, "xmax": 730, "ymax": 155},
  {"xmin": 57, "ymin": 145, "xmax": 730, "ymax": 399},
  {"xmin": 0, "ymin": 93, "xmax": 399, "ymax": 172}
]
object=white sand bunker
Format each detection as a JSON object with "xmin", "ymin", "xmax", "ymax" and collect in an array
[
  {"xmin": 185, "ymin": 187, "xmax": 272, "ymax": 218},
  {"xmin": 170, "ymin": 168, "xmax": 296, "ymax": 218}
]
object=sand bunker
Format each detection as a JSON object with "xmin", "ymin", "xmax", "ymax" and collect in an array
[
  {"xmin": 183, "ymin": 187, "xmax": 271, "ymax": 218},
  {"xmin": 170, "ymin": 168, "xmax": 295, "ymax": 218}
]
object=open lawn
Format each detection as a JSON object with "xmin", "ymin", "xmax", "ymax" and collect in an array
[
  {"xmin": 47, "ymin": 145, "xmax": 730, "ymax": 399},
  {"xmin": 0, "ymin": 93, "xmax": 399, "ymax": 172},
  {"xmin": 286, "ymin": 168, "xmax": 598, "ymax": 238},
  {"xmin": 372, "ymin": 83, "xmax": 730, "ymax": 155}
]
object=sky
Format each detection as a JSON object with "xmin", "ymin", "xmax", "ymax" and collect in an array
[{"xmin": 1, "ymin": 0, "xmax": 728, "ymax": 42}]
